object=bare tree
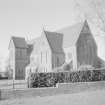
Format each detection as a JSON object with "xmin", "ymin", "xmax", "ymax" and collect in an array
[
  {"xmin": 74, "ymin": 0, "xmax": 105, "ymax": 32},
  {"xmin": 90, "ymin": 0, "xmax": 105, "ymax": 32}
]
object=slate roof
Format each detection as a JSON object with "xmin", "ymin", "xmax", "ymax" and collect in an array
[
  {"xmin": 12, "ymin": 36, "xmax": 28, "ymax": 48},
  {"xmin": 44, "ymin": 31, "xmax": 64, "ymax": 53},
  {"xmin": 57, "ymin": 20, "xmax": 88, "ymax": 48}
]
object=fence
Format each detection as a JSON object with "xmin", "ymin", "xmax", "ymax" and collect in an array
[{"xmin": 0, "ymin": 80, "xmax": 27, "ymax": 89}]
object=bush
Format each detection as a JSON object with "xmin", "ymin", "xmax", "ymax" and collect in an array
[
  {"xmin": 28, "ymin": 73, "xmax": 58, "ymax": 88},
  {"xmin": 91, "ymin": 70, "xmax": 105, "ymax": 81},
  {"xmin": 62, "ymin": 62, "xmax": 73, "ymax": 71},
  {"xmin": 63, "ymin": 64, "xmax": 71, "ymax": 71},
  {"xmin": 79, "ymin": 70, "xmax": 92, "ymax": 82},
  {"xmin": 27, "ymin": 69, "xmax": 105, "ymax": 88}
]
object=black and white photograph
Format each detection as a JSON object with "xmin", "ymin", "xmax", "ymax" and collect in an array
[{"xmin": 0, "ymin": 0, "xmax": 105, "ymax": 105}]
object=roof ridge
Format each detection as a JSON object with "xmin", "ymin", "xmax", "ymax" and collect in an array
[
  {"xmin": 56, "ymin": 21, "xmax": 85, "ymax": 32},
  {"xmin": 44, "ymin": 30, "xmax": 62, "ymax": 35},
  {"xmin": 12, "ymin": 36, "xmax": 25, "ymax": 39},
  {"xmin": 56, "ymin": 20, "xmax": 89, "ymax": 48},
  {"xmin": 11, "ymin": 36, "xmax": 28, "ymax": 48}
]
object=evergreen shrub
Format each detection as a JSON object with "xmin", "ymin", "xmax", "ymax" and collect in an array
[{"xmin": 27, "ymin": 69, "xmax": 105, "ymax": 88}]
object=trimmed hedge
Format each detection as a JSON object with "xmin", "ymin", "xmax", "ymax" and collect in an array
[{"xmin": 27, "ymin": 69, "xmax": 105, "ymax": 88}]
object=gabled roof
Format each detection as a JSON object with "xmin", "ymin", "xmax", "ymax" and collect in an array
[
  {"xmin": 44, "ymin": 31, "xmax": 64, "ymax": 53},
  {"xmin": 11, "ymin": 36, "xmax": 28, "ymax": 48},
  {"xmin": 57, "ymin": 20, "xmax": 89, "ymax": 48}
]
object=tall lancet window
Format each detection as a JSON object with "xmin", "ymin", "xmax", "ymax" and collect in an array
[
  {"xmin": 46, "ymin": 51, "xmax": 47, "ymax": 64},
  {"xmin": 41, "ymin": 52, "xmax": 42, "ymax": 64}
]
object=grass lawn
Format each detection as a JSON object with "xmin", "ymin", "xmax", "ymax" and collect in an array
[
  {"xmin": 1, "ymin": 80, "xmax": 105, "ymax": 105},
  {"xmin": 0, "ymin": 89, "xmax": 105, "ymax": 105}
]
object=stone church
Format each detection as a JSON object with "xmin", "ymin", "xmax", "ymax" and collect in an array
[{"xmin": 8, "ymin": 20, "xmax": 105, "ymax": 79}]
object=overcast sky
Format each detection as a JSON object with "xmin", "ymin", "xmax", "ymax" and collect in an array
[
  {"xmin": 0, "ymin": 0, "xmax": 80, "ymax": 62},
  {"xmin": 1, "ymin": 0, "xmax": 105, "ymax": 70}
]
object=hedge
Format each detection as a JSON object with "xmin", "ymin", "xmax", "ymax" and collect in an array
[{"xmin": 27, "ymin": 69, "xmax": 105, "ymax": 88}]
